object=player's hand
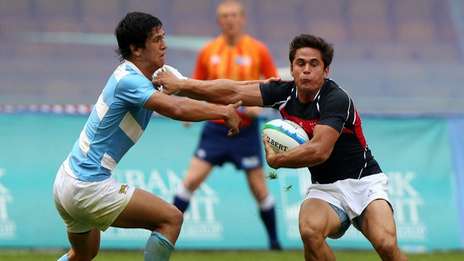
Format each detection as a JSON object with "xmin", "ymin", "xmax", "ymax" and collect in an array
[
  {"xmin": 153, "ymin": 71, "xmax": 182, "ymax": 95},
  {"xmin": 224, "ymin": 100, "xmax": 242, "ymax": 136},
  {"xmin": 262, "ymin": 76, "xmax": 281, "ymax": 84},
  {"xmin": 263, "ymin": 137, "xmax": 279, "ymax": 168},
  {"xmin": 241, "ymin": 77, "xmax": 281, "ymax": 85}
]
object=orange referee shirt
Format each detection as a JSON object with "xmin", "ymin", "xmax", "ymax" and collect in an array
[
  {"xmin": 193, "ymin": 34, "xmax": 277, "ymax": 81},
  {"xmin": 193, "ymin": 35, "xmax": 278, "ymax": 126}
]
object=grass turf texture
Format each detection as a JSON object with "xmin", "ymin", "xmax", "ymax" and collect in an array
[{"xmin": 1, "ymin": 250, "xmax": 464, "ymax": 260}]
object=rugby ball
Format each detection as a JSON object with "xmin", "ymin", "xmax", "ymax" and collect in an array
[{"xmin": 263, "ymin": 119, "xmax": 309, "ymax": 153}]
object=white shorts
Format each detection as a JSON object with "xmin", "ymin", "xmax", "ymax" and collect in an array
[
  {"xmin": 305, "ymin": 173, "xmax": 390, "ymax": 220},
  {"xmin": 53, "ymin": 161, "xmax": 135, "ymax": 233}
]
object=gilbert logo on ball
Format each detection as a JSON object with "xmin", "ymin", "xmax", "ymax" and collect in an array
[{"xmin": 262, "ymin": 119, "xmax": 309, "ymax": 153}]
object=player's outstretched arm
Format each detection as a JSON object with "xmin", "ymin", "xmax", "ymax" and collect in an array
[
  {"xmin": 144, "ymin": 91, "xmax": 241, "ymax": 135},
  {"xmin": 153, "ymin": 71, "xmax": 266, "ymax": 106},
  {"xmin": 263, "ymin": 124, "xmax": 340, "ymax": 168}
]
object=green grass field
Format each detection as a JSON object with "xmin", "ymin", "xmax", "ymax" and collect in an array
[{"xmin": 1, "ymin": 250, "xmax": 464, "ymax": 261}]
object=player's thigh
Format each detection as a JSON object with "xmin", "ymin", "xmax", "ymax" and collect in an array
[
  {"xmin": 299, "ymin": 198, "xmax": 342, "ymax": 238},
  {"xmin": 357, "ymin": 199, "xmax": 397, "ymax": 243},
  {"xmin": 112, "ymin": 188, "xmax": 182, "ymax": 231},
  {"xmin": 67, "ymin": 228, "xmax": 100, "ymax": 260},
  {"xmin": 245, "ymin": 167, "xmax": 268, "ymax": 202},
  {"xmin": 183, "ymin": 157, "xmax": 214, "ymax": 191}
]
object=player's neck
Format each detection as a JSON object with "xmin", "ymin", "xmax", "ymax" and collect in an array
[
  {"xmin": 297, "ymin": 89, "xmax": 319, "ymax": 104},
  {"xmin": 223, "ymin": 33, "xmax": 244, "ymax": 46},
  {"xmin": 131, "ymin": 60, "xmax": 157, "ymax": 80}
]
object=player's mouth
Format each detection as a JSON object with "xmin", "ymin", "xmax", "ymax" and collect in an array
[{"xmin": 300, "ymin": 78, "xmax": 311, "ymax": 84}]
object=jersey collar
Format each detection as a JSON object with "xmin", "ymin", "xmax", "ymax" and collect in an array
[
  {"xmin": 123, "ymin": 60, "xmax": 144, "ymax": 76},
  {"xmin": 294, "ymin": 81, "xmax": 324, "ymax": 102}
]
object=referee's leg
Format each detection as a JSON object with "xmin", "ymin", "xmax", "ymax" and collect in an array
[
  {"xmin": 246, "ymin": 167, "xmax": 281, "ymax": 250},
  {"xmin": 173, "ymin": 157, "xmax": 214, "ymax": 212}
]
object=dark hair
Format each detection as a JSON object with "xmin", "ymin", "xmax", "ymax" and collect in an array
[
  {"xmin": 289, "ymin": 34, "xmax": 334, "ymax": 68},
  {"xmin": 115, "ymin": 12, "xmax": 162, "ymax": 61}
]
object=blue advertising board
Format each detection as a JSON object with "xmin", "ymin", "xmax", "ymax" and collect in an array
[{"xmin": 0, "ymin": 115, "xmax": 461, "ymax": 251}]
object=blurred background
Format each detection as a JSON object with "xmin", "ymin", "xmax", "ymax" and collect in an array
[
  {"xmin": 1, "ymin": 0, "xmax": 464, "ymax": 257},
  {"xmin": 2, "ymin": 0, "xmax": 464, "ymax": 114}
]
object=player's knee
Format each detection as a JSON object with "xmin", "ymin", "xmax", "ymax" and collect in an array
[
  {"xmin": 172, "ymin": 208, "xmax": 184, "ymax": 228},
  {"xmin": 153, "ymin": 206, "xmax": 183, "ymax": 235},
  {"xmin": 166, "ymin": 207, "xmax": 183, "ymax": 230},
  {"xmin": 372, "ymin": 234, "xmax": 398, "ymax": 256},
  {"xmin": 155, "ymin": 207, "xmax": 183, "ymax": 242},
  {"xmin": 299, "ymin": 223, "xmax": 324, "ymax": 248}
]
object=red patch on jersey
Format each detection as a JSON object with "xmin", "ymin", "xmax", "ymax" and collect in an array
[
  {"xmin": 352, "ymin": 111, "xmax": 367, "ymax": 149},
  {"xmin": 281, "ymin": 109, "xmax": 318, "ymax": 137}
]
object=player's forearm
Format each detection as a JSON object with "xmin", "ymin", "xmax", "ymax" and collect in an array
[
  {"xmin": 242, "ymin": 106, "xmax": 262, "ymax": 118},
  {"xmin": 178, "ymin": 79, "xmax": 241, "ymax": 104},
  {"xmin": 270, "ymin": 144, "xmax": 329, "ymax": 168},
  {"xmin": 174, "ymin": 97, "xmax": 230, "ymax": 122}
]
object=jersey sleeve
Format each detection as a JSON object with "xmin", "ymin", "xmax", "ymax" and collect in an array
[
  {"xmin": 259, "ymin": 44, "xmax": 278, "ymax": 78},
  {"xmin": 259, "ymin": 81, "xmax": 293, "ymax": 109},
  {"xmin": 318, "ymin": 89, "xmax": 350, "ymax": 133},
  {"xmin": 115, "ymin": 74, "xmax": 156, "ymax": 107}
]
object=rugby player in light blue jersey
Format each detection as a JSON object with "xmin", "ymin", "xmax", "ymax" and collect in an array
[{"xmin": 53, "ymin": 12, "xmax": 241, "ymax": 261}]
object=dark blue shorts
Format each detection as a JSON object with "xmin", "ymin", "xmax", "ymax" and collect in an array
[{"xmin": 194, "ymin": 121, "xmax": 263, "ymax": 170}]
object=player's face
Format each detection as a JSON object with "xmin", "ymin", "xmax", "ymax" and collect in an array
[
  {"xmin": 291, "ymin": 47, "xmax": 329, "ymax": 98},
  {"xmin": 141, "ymin": 27, "xmax": 167, "ymax": 69},
  {"xmin": 216, "ymin": 3, "xmax": 245, "ymax": 38}
]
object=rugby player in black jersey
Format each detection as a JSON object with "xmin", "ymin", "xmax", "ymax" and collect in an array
[{"xmin": 154, "ymin": 34, "xmax": 407, "ymax": 261}]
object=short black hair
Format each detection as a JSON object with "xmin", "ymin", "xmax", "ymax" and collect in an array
[
  {"xmin": 115, "ymin": 12, "xmax": 163, "ymax": 61},
  {"xmin": 289, "ymin": 34, "xmax": 334, "ymax": 68}
]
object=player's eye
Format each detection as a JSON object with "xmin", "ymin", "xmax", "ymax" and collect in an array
[
  {"xmin": 154, "ymin": 35, "xmax": 165, "ymax": 43},
  {"xmin": 310, "ymin": 60, "xmax": 319, "ymax": 67},
  {"xmin": 296, "ymin": 60, "xmax": 305, "ymax": 66}
]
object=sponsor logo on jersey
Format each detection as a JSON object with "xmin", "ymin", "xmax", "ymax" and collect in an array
[
  {"xmin": 210, "ymin": 55, "xmax": 221, "ymax": 65},
  {"xmin": 119, "ymin": 184, "xmax": 128, "ymax": 194},
  {"xmin": 235, "ymin": 56, "xmax": 251, "ymax": 66}
]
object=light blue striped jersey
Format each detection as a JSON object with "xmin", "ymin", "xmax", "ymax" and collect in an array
[{"xmin": 66, "ymin": 61, "xmax": 156, "ymax": 182}]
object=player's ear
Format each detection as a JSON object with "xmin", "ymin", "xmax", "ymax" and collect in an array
[
  {"xmin": 324, "ymin": 66, "xmax": 330, "ymax": 77},
  {"xmin": 130, "ymin": 44, "xmax": 142, "ymax": 57}
]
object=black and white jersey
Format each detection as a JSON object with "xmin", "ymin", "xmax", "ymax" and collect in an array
[{"xmin": 260, "ymin": 79, "xmax": 382, "ymax": 184}]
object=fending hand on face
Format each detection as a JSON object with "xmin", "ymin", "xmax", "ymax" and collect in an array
[
  {"xmin": 152, "ymin": 71, "xmax": 183, "ymax": 95},
  {"xmin": 242, "ymin": 76, "xmax": 281, "ymax": 85},
  {"xmin": 262, "ymin": 76, "xmax": 281, "ymax": 84}
]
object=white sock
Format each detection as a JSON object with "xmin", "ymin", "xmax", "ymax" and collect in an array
[
  {"xmin": 259, "ymin": 195, "xmax": 275, "ymax": 211},
  {"xmin": 144, "ymin": 231, "xmax": 174, "ymax": 261},
  {"xmin": 176, "ymin": 183, "xmax": 193, "ymax": 201}
]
